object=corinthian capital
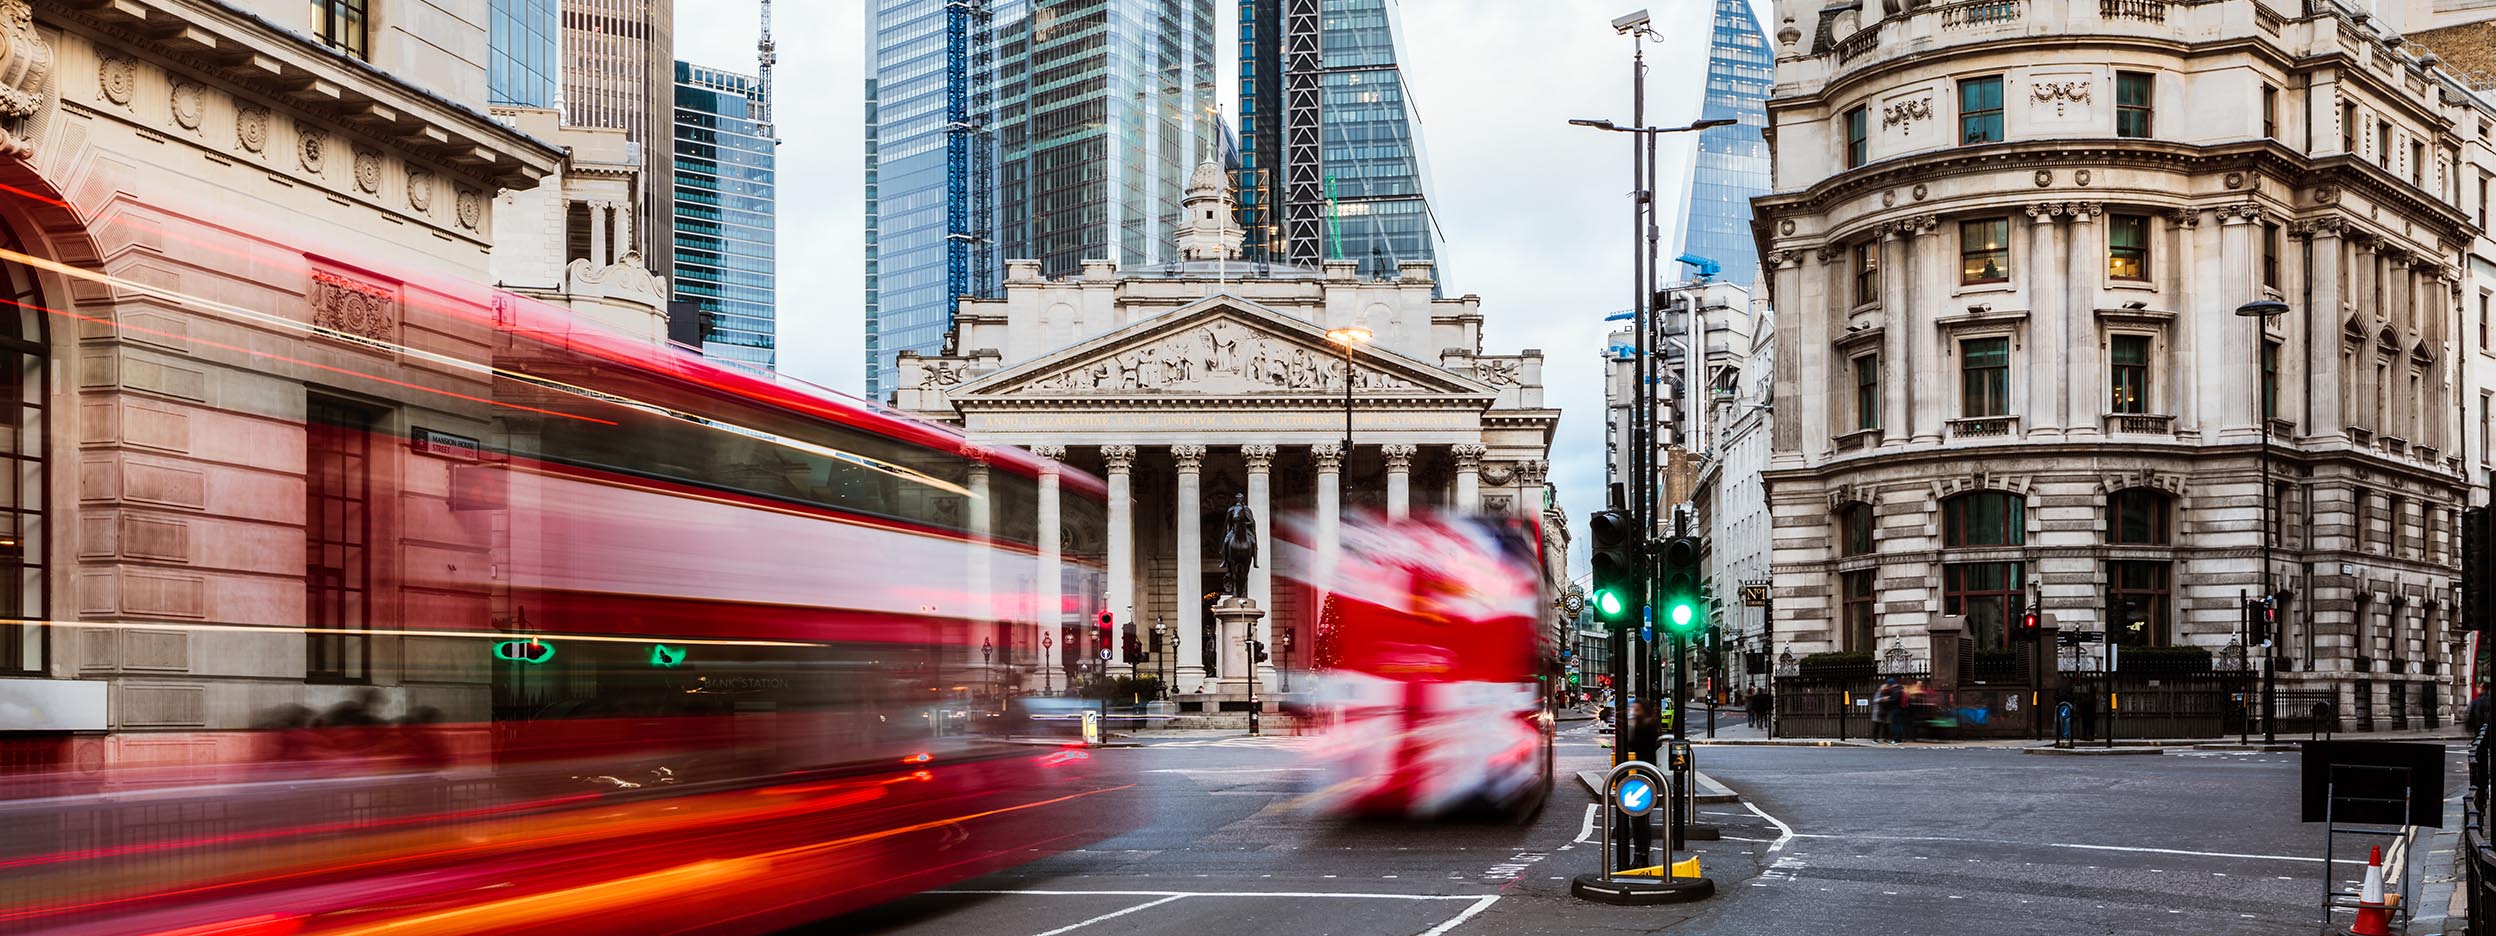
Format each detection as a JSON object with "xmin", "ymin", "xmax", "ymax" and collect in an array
[
  {"xmin": 1242, "ymin": 443, "xmax": 1277, "ymax": 470},
  {"xmin": 1029, "ymin": 444, "xmax": 1067, "ymax": 460},
  {"xmin": 1310, "ymin": 443, "xmax": 1344, "ymax": 471},
  {"xmin": 1381, "ymin": 443, "xmax": 1418, "ymax": 471},
  {"xmin": 1100, "ymin": 444, "xmax": 1138, "ymax": 472},
  {"xmin": 1452, "ymin": 443, "xmax": 1489, "ymax": 468},
  {"xmin": 1171, "ymin": 443, "xmax": 1207, "ymax": 471}
]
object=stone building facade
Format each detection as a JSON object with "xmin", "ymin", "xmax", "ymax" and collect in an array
[
  {"xmin": 893, "ymin": 164, "xmax": 1565, "ymax": 699},
  {"xmin": 1756, "ymin": 0, "xmax": 2492, "ymax": 725},
  {"xmin": 0, "ymin": 0, "xmax": 561, "ymax": 769}
]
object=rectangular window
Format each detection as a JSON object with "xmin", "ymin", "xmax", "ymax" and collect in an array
[
  {"xmin": 2379, "ymin": 122, "xmax": 2394, "ymax": 168},
  {"xmin": 2116, "ymin": 72, "xmax": 2154, "ymax": 138},
  {"xmin": 1943, "ymin": 562, "xmax": 2023, "ymax": 650},
  {"xmin": 1959, "ymin": 76, "xmax": 2004, "ymax": 145},
  {"xmin": 2110, "ymin": 334, "xmax": 2150, "ymax": 414},
  {"xmin": 2261, "ymin": 221, "xmax": 2281, "ymax": 290},
  {"xmin": 2261, "ymin": 84, "xmax": 2278, "ymax": 139},
  {"xmin": 2480, "ymin": 290, "xmax": 2490, "ymax": 350},
  {"xmin": 1961, "ymin": 336, "xmax": 2011, "ymax": 418},
  {"xmin": 1960, "ymin": 218, "xmax": 2010, "ymax": 284},
  {"xmin": 1843, "ymin": 570, "xmax": 1877, "ymax": 653},
  {"xmin": 2261, "ymin": 339, "xmax": 2281, "ymax": 421},
  {"xmin": 1845, "ymin": 105, "xmax": 1869, "ymax": 169},
  {"xmin": 1854, "ymin": 353, "xmax": 1880, "ymax": 431},
  {"xmin": 2480, "ymin": 391, "xmax": 2491, "ymax": 464},
  {"xmin": 1855, "ymin": 241, "xmax": 1880, "ymax": 306},
  {"xmin": 2107, "ymin": 561, "xmax": 2171, "ymax": 648},
  {"xmin": 307, "ymin": 397, "xmax": 377, "ymax": 683},
  {"xmin": 2108, "ymin": 214, "xmax": 2150, "ymax": 280},
  {"xmin": 2375, "ymin": 362, "xmax": 2389, "ymax": 430},
  {"xmin": 2411, "ymin": 140, "xmax": 2426, "ymax": 186},
  {"xmin": 1842, "ymin": 503, "xmax": 1876, "ymax": 556},
  {"xmin": 2342, "ymin": 103, "xmax": 2357, "ymax": 154},
  {"xmin": 2480, "ymin": 174, "xmax": 2490, "ymax": 234},
  {"xmin": 311, "ymin": 0, "xmax": 369, "ymax": 59}
]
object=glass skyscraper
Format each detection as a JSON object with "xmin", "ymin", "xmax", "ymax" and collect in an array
[
  {"xmin": 864, "ymin": 0, "xmax": 1215, "ymax": 399},
  {"xmin": 488, "ymin": 0, "xmax": 558, "ymax": 108},
  {"xmin": 1676, "ymin": 0, "xmax": 1772, "ymax": 290},
  {"xmin": 673, "ymin": 61, "xmax": 778, "ymax": 372},
  {"xmin": 1235, "ymin": 0, "xmax": 1439, "ymax": 283}
]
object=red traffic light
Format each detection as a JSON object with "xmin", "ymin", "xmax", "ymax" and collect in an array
[
  {"xmin": 1096, "ymin": 609, "xmax": 1113, "ymax": 628},
  {"xmin": 2020, "ymin": 611, "xmax": 2039, "ymax": 635}
]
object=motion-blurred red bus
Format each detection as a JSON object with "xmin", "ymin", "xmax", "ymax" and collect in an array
[
  {"xmin": 0, "ymin": 240, "xmax": 1126, "ymax": 934},
  {"xmin": 1298, "ymin": 512, "xmax": 1555, "ymax": 818}
]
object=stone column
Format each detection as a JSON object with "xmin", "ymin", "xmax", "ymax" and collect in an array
[
  {"xmin": 2218, "ymin": 206, "xmax": 2257, "ymax": 438},
  {"xmin": 1878, "ymin": 226, "xmax": 1912, "ymax": 442},
  {"xmin": 1906, "ymin": 215, "xmax": 1944, "ymax": 444},
  {"xmin": 2025, "ymin": 204, "xmax": 2064, "ymax": 437},
  {"xmin": 2304, "ymin": 221, "xmax": 2344, "ymax": 440},
  {"xmin": 1172, "ymin": 443, "xmax": 1208, "ymax": 692},
  {"xmin": 2064, "ymin": 203, "xmax": 2104, "ymax": 438},
  {"xmin": 2168, "ymin": 207, "xmax": 2203, "ymax": 436},
  {"xmin": 589, "ymin": 201, "xmax": 609, "ymax": 266},
  {"xmin": 1452, "ymin": 443, "xmax": 1486, "ymax": 513},
  {"xmin": 1313, "ymin": 443, "xmax": 1344, "ymax": 597},
  {"xmin": 1382, "ymin": 444, "xmax": 1417, "ymax": 518},
  {"xmin": 1102, "ymin": 444, "xmax": 1137, "ymax": 678},
  {"xmin": 1516, "ymin": 460, "xmax": 1550, "ymax": 516},
  {"xmin": 1242, "ymin": 444, "xmax": 1277, "ymax": 668},
  {"xmin": 965, "ymin": 447, "xmax": 993, "ymax": 673},
  {"xmin": 1032, "ymin": 444, "xmax": 1065, "ymax": 692}
]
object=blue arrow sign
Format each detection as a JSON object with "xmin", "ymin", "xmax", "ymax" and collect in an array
[{"xmin": 1616, "ymin": 776, "xmax": 1655, "ymax": 816}]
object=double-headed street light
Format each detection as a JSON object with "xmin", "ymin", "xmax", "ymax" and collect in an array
[
  {"xmin": 2236, "ymin": 298, "xmax": 2290, "ymax": 744},
  {"xmin": 1565, "ymin": 117, "xmax": 1741, "ymax": 135}
]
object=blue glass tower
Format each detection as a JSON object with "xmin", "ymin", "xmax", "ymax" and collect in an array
[
  {"xmin": 1676, "ymin": 0, "xmax": 1772, "ymax": 289},
  {"xmin": 865, "ymin": 0, "xmax": 1215, "ymax": 400},
  {"xmin": 488, "ymin": 0, "xmax": 558, "ymax": 108},
  {"xmin": 1235, "ymin": 0, "xmax": 1439, "ymax": 283},
  {"xmin": 673, "ymin": 61, "xmax": 778, "ymax": 372}
]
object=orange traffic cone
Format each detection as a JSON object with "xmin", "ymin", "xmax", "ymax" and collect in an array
[{"xmin": 2348, "ymin": 845, "xmax": 2393, "ymax": 936}]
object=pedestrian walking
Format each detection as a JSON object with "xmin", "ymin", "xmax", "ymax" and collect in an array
[
  {"xmin": 1615, "ymin": 700, "xmax": 1661, "ymax": 870},
  {"xmin": 1873, "ymin": 676, "xmax": 1901, "ymax": 743},
  {"xmin": 1744, "ymin": 688, "xmax": 1766, "ymax": 729}
]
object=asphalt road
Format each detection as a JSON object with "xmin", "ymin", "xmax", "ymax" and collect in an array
[{"xmin": 814, "ymin": 723, "xmax": 2460, "ymax": 935}]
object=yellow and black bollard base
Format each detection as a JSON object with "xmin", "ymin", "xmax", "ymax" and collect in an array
[{"xmin": 1569, "ymin": 857, "xmax": 1715, "ymax": 905}]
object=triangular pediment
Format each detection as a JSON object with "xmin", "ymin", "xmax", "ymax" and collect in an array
[{"xmin": 952, "ymin": 295, "xmax": 1498, "ymax": 401}]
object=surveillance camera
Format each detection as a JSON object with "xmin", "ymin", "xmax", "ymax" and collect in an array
[
  {"xmin": 1612, "ymin": 9, "xmax": 1652, "ymax": 32},
  {"xmin": 1967, "ymin": 303, "xmax": 1992, "ymax": 315},
  {"xmin": 2121, "ymin": 300, "xmax": 2149, "ymax": 310}
]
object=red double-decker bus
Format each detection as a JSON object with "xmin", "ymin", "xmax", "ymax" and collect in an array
[{"xmin": 0, "ymin": 242, "xmax": 1125, "ymax": 934}]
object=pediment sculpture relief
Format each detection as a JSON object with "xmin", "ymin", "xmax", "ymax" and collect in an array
[
  {"xmin": 1013, "ymin": 319, "xmax": 1419, "ymax": 395},
  {"xmin": 0, "ymin": 0, "xmax": 52, "ymax": 160}
]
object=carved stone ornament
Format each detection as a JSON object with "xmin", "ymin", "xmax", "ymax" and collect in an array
[
  {"xmin": 2166, "ymin": 206, "xmax": 2200, "ymax": 228},
  {"xmin": 1911, "ymin": 183, "xmax": 1928, "ymax": 201},
  {"xmin": 1014, "ymin": 318, "xmax": 1419, "ymax": 395},
  {"xmin": 1484, "ymin": 494, "xmax": 1514, "ymax": 514},
  {"xmin": 298, "ymin": 124, "xmax": 325, "ymax": 172},
  {"xmin": 169, "ymin": 80, "xmax": 203, "ymax": 130},
  {"xmin": 406, "ymin": 170, "xmax": 434, "ymax": 212},
  {"xmin": 1779, "ymin": 219, "xmax": 1796, "ymax": 236},
  {"xmin": 1029, "ymin": 444, "xmax": 1067, "ymax": 461},
  {"xmin": 1310, "ymin": 443, "xmax": 1344, "ymax": 471},
  {"xmin": 352, "ymin": 149, "xmax": 383, "ymax": 194},
  {"xmin": 1100, "ymin": 445, "xmax": 1138, "ymax": 472},
  {"xmin": 1481, "ymin": 462, "xmax": 1518, "ymax": 486},
  {"xmin": 1241, "ymin": 443, "xmax": 1276, "ymax": 469},
  {"xmin": 916, "ymin": 358, "xmax": 970, "ymax": 389},
  {"xmin": 0, "ymin": 0, "xmax": 55, "ymax": 160},
  {"xmin": 236, "ymin": 105, "xmax": 269, "ymax": 153},
  {"xmin": 1476, "ymin": 357, "xmax": 1524, "ymax": 388},
  {"xmin": 1765, "ymin": 249, "xmax": 1796, "ymax": 269},
  {"xmin": 1880, "ymin": 97, "xmax": 1933, "ymax": 130},
  {"xmin": 2314, "ymin": 184, "xmax": 2340, "ymax": 205},
  {"xmin": 2074, "ymin": 169, "xmax": 2092, "ymax": 187},
  {"xmin": 1171, "ymin": 443, "xmax": 1207, "ymax": 470},
  {"xmin": 455, "ymin": 189, "xmax": 483, "ymax": 229},
  {"xmin": 1381, "ymin": 444, "xmax": 1417, "ymax": 471},
  {"xmin": 2224, "ymin": 172, "xmax": 2246, "ymax": 190},
  {"xmin": 98, "ymin": 55, "xmax": 136, "ymax": 106},
  {"xmin": 309, "ymin": 269, "xmax": 398, "ymax": 343},
  {"xmin": 2034, "ymin": 169, "xmax": 2053, "ymax": 187},
  {"xmin": 1882, "ymin": 190, "xmax": 1897, "ymax": 208},
  {"xmin": 1518, "ymin": 460, "xmax": 1551, "ymax": 485},
  {"xmin": 1451, "ymin": 443, "xmax": 1488, "ymax": 468},
  {"xmin": 2030, "ymin": 80, "xmax": 2090, "ymax": 115}
]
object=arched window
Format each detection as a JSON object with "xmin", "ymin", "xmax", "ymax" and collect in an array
[
  {"xmin": 2107, "ymin": 488, "xmax": 2171, "ymax": 545},
  {"xmin": 0, "ymin": 222, "xmax": 49, "ymax": 674},
  {"xmin": 1943, "ymin": 491, "xmax": 2024, "ymax": 547}
]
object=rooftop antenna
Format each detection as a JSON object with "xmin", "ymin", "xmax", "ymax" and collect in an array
[{"xmin": 755, "ymin": 0, "xmax": 777, "ymax": 142}]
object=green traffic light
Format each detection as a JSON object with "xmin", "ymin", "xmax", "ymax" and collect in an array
[
  {"xmin": 1594, "ymin": 589, "xmax": 1625, "ymax": 618},
  {"xmin": 1666, "ymin": 600, "xmax": 1697, "ymax": 632}
]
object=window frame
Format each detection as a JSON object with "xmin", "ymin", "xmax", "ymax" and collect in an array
[
  {"xmin": 2261, "ymin": 338, "xmax": 2281, "ymax": 421},
  {"xmin": 1943, "ymin": 562, "xmax": 2024, "ymax": 651},
  {"xmin": 306, "ymin": 395, "xmax": 380, "ymax": 684},
  {"xmin": 1840, "ymin": 502, "xmax": 1875, "ymax": 557},
  {"xmin": 2106, "ymin": 487, "xmax": 2172, "ymax": 545},
  {"xmin": 1853, "ymin": 352, "xmax": 1880, "ymax": 431},
  {"xmin": 2261, "ymin": 221, "xmax": 2281, "ymax": 290},
  {"xmin": 1959, "ymin": 217, "xmax": 2011, "ymax": 285},
  {"xmin": 1943, "ymin": 491, "xmax": 2026, "ymax": 548},
  {"xmin": 2107, "ymin": 560, "xmax": 2172, "ymax": 648},
  {"xmin": 1959, "ymin": 335, "xmax": 2011, "ymax": 418},
  {"xmin": 1958, "ymin": 76, "xmax": 2004, "ymax": 145},
  {"xmin": 0, "ymin": 223, "xmax": 48, "ymax": 676},
  {"xmin": 1844, "ymin": 105, "xmax": 1869, "ymax": 169},
  {"xmin": 2109, "ymin": 333, "xmax": 2151, "ymax": 415},
  {"xmin": 2107, "ymin": 213, "xmax": 2151, "ymax": 281},
  {"xmin": 1854, "ymin": 240, "xmax": 1879, "ymax": 307},
  {"xmin": 2115, "ymin": 71, "xmax": 2154, "ymax": 138},
  {"xmin": 311, "ymin": 0, "xmax": 370, "ymax": 60},
  {"xmin": 1842, "ymin": 569, "xmax": 1877, "ymax": 653},
  {"xmin": 2261, "ymin": 84, "xmax": 2277, "ymax": 139}
]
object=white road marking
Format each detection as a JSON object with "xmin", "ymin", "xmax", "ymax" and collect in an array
[
  {"xmin": 1026, "ymin": 895, "xmax": 1186, "ymax": 936},
  {"xmin": 1744, "ymin": 801, "xmax": 1797, "ymax": 853},
  {"xmin": 1415, "ymin": 895, "xmax": 1501, "ymax": 936},
  {"xmin": 934, "ymin": 890, "xmax": 1491, "ymax": 900},
  {"xmin": 2046, "ymin": 842, "xmax": 2364, "ymax": 864},
  {"xmin": 1574, "ymin": 803, "xmax": 1599, "ymax": 844}
]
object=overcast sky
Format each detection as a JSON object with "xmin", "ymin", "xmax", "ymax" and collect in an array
[{"xmin": 675, "ymin": 0, "xmax": 1756, "ymax": 574}]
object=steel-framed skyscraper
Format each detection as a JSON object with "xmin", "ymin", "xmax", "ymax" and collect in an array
[
  {"xmin": 673, "ymin": 61, "xmax": 778, "ymax": 371},
  {"xmin": 1234, "ymin": 0, "xmax": 1440, "ymax": 283},
  {"xmin": 1674, "ymin": 0, "xmax": 1772, "ymax": 289},
  {"xmin": 865, "ymin": 0, "xmax": 1216, "ymax": 400}
]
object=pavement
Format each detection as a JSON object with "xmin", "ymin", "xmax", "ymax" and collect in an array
[{"xmin": 800, "ymin": 716, "xmax": 2475, "ymax": 934}]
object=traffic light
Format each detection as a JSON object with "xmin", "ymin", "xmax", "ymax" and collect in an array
[
  {"xmin": 1248, "ymin": 638, "xmax": 1269, "ymax": 664},
  {"xmin": 1588, "ymin": 510, "xmax": 1641, "ymax": 628},
  {"xmin": 2468, "ymin": 507, "xmax": 2491, "ymax": 632},
  {"xmin": 1122, "ymin": 629, "xmax": 1144, "ymax": 665},
  {"xmin": 2018, "ymin": 606, "xmax": 2040, "ymax": 640},
  {"xmin": 1659, "ymin": 535, "xmax": 1702, "ymax": 637}
]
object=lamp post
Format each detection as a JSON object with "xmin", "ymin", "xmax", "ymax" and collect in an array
[
  {"xmin": 1324, "ymin": 326, "xmax": 1372, "ymax": 454},
  {"xmin": 2236, "ymin": 298, "xmax": 2289, "ymax": 744},
  {"xmin": 981, "ymin": 636, "xmax": 994, "ymax": 700},
  {"xmin": 1041, "ymin": 632, "xmax": 1054, "ymax": 695},
  {"xmin": 1154, "ymin": 619, "xmax": 1169, "ymax": 698}
]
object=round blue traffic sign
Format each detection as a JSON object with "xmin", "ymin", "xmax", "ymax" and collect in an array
[{"xmin": 1615, "ymin": 774, "xmax": 1658, "ymax": 817}]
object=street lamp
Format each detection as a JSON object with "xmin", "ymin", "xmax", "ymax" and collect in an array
[
  {"xmin": 1565, "ymin": 117, "xmax": 1740, "ymax": 134},
  {"xmin": 1041, "ymin": 632, "xmax": 1054, "ymax": 695},
  {"xmin": 1154, "ymin": 619, "xmax": 1170, "ymax": 698},
  {"xmin": 981, "ymin": 636, "xmax": 994, "ymax": 699},
  {"xmin": 1325, "ymin": 326, "xmax": 1372, "ymax": 454},
  {"xmin": 2236, "ymin": 298, "xmax": 2290, "ymax": 744}
]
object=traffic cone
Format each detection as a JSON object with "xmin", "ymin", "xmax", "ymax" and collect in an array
[{"xmin": 2348, "ymin": 845, "xmax": 2393, "ymax": 936}]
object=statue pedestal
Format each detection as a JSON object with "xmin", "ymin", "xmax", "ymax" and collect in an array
[{"xmin": 1213, "ymin": 597, "xmax": 1267, "ymax": 695}]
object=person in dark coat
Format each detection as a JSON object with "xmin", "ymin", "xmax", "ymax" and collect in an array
[{"xmin": 1615, "ymin": 701, "xmax": 1662, "ymax": 870}]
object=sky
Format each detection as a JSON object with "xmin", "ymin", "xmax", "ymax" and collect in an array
[{"xmin": 673, "ymin": 0, "xmax": 1756, "ymax": 575}]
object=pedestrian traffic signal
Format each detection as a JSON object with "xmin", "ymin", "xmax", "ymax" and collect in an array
[
  {"xmin": 1588, "ymin": 509, "xmax": 1641, "ymax": 628},
  {"xmin": 1248, "ymin": 638, "xmax": 1269, "ymax": 664},
  {"xmin": 1122, "ymin": 631, "xmax": 1145, "ymax": 665},
  {"xmin": 1659, "ymin": 535, "xmax": 1702, "ymax": 636},
  {"xmin": 2019, "ymin": 608, "xmax": 2040, "ymax": 639}
]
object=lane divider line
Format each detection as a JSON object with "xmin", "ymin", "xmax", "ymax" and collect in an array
[
  {"xmin": 934, "ymin": 890, "xmax": 1491, "ymax": 900},
  {"xmin": 1574, "ymin": 803, "xmax": 1599, "ymax": 844},
  {"xmin": 1028, "ymin": 895, "xmax": 1186, "ymax": 936},
  {"xmin": 1415, "ymin": 895, "xmax": 1501, "ymax": 936},
  {"xmin": 1744, "ymin": 801, "xmax": 1796, "ymax": 853}
]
